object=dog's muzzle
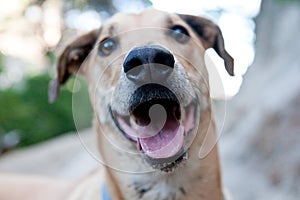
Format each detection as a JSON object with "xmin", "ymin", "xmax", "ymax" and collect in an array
[{"xmin": 110, "ymin": 45, "xmax": 197, "ymax": 171}]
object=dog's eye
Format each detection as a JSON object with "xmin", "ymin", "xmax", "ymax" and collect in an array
[
  {"xmin": 170, "ymin": 25, "xmax": 190, "ymax": 43},
  {"xmin": 98, "ymin": 38, "xmax": 117, "ymax": 56}
]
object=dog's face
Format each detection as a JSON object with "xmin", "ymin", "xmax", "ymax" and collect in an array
[{"xmin": 50, "ymin": 9, "xmax": 233, "ymax": 172}]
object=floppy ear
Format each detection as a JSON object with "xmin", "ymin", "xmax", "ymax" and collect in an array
[
  {"xmin": 179, "ymin": 14, "xmax": 234, "ymax": 76},
  {"xmin": 48, "ymin": 29, "xmax": 99, "ymax": 103}
]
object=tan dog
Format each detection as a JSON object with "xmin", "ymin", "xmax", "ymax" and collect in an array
[{"xmin": 0, "ymin": 8, "xmax": 233, "ymax": 200}]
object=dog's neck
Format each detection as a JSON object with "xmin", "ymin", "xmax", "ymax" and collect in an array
[
  {"xmin": 97, "ymin": 108, "xmax": 223, "ymax": 200},
  {"xmin": 107, "ymin": 149, "xmax": 222, "ymax": 200}
]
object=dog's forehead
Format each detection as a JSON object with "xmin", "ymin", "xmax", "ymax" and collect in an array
[{"xmin": 102, "ymin": 9, "xmax": 182, "ymax": 34}]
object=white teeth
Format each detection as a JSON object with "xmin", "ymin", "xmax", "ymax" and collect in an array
[
  {"xmin": 183, "ymin": 152, "xmax": 188, "ymax": 160},
  {"xmin": 130, "ymin": 116, "xmax": 139, "ymax": 129},
  {"xmin": 136, "ymin": 139, "xmax": 142, "ymax": 151},
  {"xmin": 181, "ymin": 107, "xmax": 186, "ymax": 122}
]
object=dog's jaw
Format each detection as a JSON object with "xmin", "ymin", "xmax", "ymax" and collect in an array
[
  {"xmin": 144, "ymin": 150, "xmax": 188, "ymax": 173},
  {"xmin": 109, "ymin": 92, "xmax": 198, "ymax": 172}
]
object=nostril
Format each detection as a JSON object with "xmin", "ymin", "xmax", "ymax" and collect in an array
[
  {"xmin": 126, "ymin": 66, "xmax": 144, "ymax": 82},
  {"xmin": 152, "ymin": 51, "xmax": 175, "ymax": 68},
  {"xmin": 124, "ymin": 57, "xmax": 143, "ymax": 73}
]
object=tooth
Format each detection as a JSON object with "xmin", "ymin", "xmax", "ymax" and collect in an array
[
  {"xmin": 183, "ymin": 153, "xmax": 188, "ymax": 160},
  {"xmin": 182, "ymin": 107, "xmax": 186, "ymax": 121},
  {"xmin": 130, "ymin": 117, "xmax": 138, "ymax": 129}
]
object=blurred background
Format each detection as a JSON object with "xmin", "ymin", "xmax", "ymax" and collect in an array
[{"xmin": 0, "ymin": 0, "xmax": 299, "ymax": 199}]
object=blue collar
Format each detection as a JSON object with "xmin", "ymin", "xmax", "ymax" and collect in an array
[{"xmin": 101, "ymin": 183, "xmax": 112, "ymax": 200}]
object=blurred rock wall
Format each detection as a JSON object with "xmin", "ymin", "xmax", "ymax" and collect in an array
[{"xmin": 219, "ymin": 0, "xmax": 300, "ymax": 199}]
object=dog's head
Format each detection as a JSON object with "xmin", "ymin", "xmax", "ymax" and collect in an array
[{"xmin": 50, "ymin": 9, "xmax": 233, "ymax": 172}]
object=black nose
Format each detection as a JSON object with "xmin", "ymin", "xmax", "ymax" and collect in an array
[{"xmin": 123, "ymin": 45, "xmax": 175, "ymax": 84}]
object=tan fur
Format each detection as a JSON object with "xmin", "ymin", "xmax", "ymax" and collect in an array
[{"xmin": 0, "ymin": 8, "xmax": 233, "ymax": 200}]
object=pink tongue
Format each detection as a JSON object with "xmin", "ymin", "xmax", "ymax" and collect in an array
[{"xmin": 139, "ymin": 120, "xmax": 184, "ymax": 159}]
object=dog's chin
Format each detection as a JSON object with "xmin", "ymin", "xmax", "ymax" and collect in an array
[
  {"xmin": 144, "ymin": 149, "xmax": 188, "ymax": 173},
  {"xmin": 109, "ymin": 84, "xmax": 197, "ymax": 172}
]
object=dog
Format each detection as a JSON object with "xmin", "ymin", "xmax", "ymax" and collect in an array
[{"xmin": 0, "ymin": 8, "xmax": 233, "ymax": 200}]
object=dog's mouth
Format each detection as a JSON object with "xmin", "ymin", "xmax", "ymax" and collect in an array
[{"xmin": 110, "ymin": 84, "xmax": 196, "ymax": 171}]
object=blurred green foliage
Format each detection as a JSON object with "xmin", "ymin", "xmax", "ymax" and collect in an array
[{"xmin": 0, "ymin": 74, "xmax": 93, "ymax": 147}]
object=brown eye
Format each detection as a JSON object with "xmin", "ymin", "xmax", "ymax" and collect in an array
[
  {"xmin": 98, "ymin": 38, "xmax": 117, "ymax": 56},
  {"xmin": 170, "ymin": 25, "xmax": 190, "ymax": 43}
]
